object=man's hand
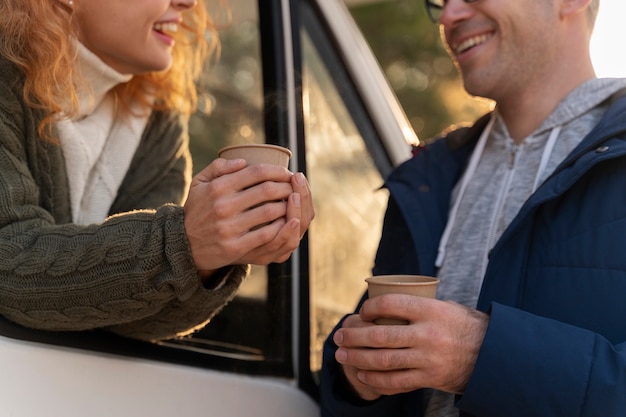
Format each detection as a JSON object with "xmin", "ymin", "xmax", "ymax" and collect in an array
[{"xmin": 334, "ymin": 295, "xmax": 489, "ymax": 399}]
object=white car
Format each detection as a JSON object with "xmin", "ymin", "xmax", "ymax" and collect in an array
[{"xmin": 0, "ymin": 0, "xmax": 416, "ymax": 415}]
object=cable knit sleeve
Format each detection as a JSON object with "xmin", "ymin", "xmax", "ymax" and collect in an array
[{"xmin": 0, "ymin": 59, "xmax": 248, "ymax": 341}]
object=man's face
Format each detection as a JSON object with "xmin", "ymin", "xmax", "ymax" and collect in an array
[{"xmin": 439, "ymin": 0, "xmax": 559, "ymax": 101}]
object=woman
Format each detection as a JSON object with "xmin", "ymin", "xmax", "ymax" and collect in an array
[{"xmin": 0, "ymin": 0, "xmax": 313, "ymax": 341}]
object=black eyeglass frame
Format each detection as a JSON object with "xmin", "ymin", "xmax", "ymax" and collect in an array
[
  {"xmin": 424, "ymin": 0, "xmax": 444, "ymax": 23},
  {"xmin": 424, "ymin": 0, "xmax": 479, "ymax": 23}
]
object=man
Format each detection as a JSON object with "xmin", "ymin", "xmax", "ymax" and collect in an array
[{"xmin": 320, "ymin": 0, "xmax": 626, "ymax": 416}]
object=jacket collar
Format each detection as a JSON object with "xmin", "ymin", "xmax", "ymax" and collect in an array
[
  {"xmin": 489, "ymin": 92, "xmax": 626, "ymax": 267},
  {"xmin": 543, "ymin": 91, "xmax": 626, "ymax": 182}
]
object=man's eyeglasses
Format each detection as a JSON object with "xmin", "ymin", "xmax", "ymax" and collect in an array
[{"xmin": 424, "ymin": 0, "xmax": 479, "ymax": 23}]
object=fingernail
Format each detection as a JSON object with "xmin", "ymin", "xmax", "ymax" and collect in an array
[
  {"xmin": 335, "ymin": 348, "xmax": 347, "ymax": 363},
  {"xmin": 296, "ymin": 172, "xmax": 306, "ymax": 185},
  {"xmin": 290, "ymin": 218, "xmax": 300, "ymax": 230},
  {"xmin": 333, "ymin": 331, "xmax": 344, "ymax": 345},
  {"xmin": 226, "ymin": 158, "xmax": 244, "ymax": 167}
]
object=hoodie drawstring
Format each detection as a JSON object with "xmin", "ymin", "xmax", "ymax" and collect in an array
[{"xmin": 435, "ymin": 119, "xmax": 561, "ymax": 269}]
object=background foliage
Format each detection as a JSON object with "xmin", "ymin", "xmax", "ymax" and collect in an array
[{"xmin": 347, "ymin": 0, "xmax": 492, "ymax": 142}]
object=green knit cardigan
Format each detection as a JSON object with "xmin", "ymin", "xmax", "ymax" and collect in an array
[{"xmin": 0, "ymin": 57, "xmax": 247, "ymax": 341}]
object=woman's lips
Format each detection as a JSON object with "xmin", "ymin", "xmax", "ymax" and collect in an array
[{"xmin": 153, "ymin": 22, "xmax": 179, "ymax": 46}]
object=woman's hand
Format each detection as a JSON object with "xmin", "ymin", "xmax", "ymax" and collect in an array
[{"xmin": 183, "ymin": 157, "xmax": 314, "ymax": 272}]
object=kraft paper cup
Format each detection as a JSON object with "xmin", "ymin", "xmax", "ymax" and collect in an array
[
  {"xmin": 218, "ymin": 144, "xmax": 292, "ymax": 168},
  {"xmin": 365, "ymin": 275, "xmax": 439, "ymax": 325},
  {"xmin": 218, "ymin": 144, "xmax": 292, "ymax": 230}
]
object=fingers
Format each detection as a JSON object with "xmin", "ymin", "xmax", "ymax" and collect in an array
[
  {"xmin": 360, "ymin": 293, "xmax": 438, "ymax": 324},
  {"xmin": 193, "ymin": 158, "xmax": 247, "ymax": 184},
  {"xmin": 333, "ymin": 298, "xmax": 490, "ymax": 395},
  {"xmin": 334, "ymin": 334, "xmax": 433, "ymax": 395},
  {"xmin": 235, "ymin": 181, "xmax": 293, "ymax": 214},
  {"xmin": 291, "ymin": 172, "xmax": 315, "ymax": 237},
  {"xmin": 238, "ymin": 163, "xmax": 293, "ymax": 190},
  {"xmin": 335, "ymin": 320, "xmax": 416, "ymax": 350},
  {"xmin": 341, "ymin": 314, "xmax": 373, "ymax": 329},
  {"xmin": 336, "ymin": 340, "xmax": 421, "ymax": 370},
  {"xmin": 285, "ymin": 188, "xmax": 302, "ymax": 233},
  {"xmin": 235, "ymin": 174, "xmax": 310, "ymax": 264},
  {"xmin": 337, "ymin": 347, "xmax": 462, "ymax": 396},
  {"xmin": 193, "ymin": 159, "xmax": 293, "ymax": 196},
  {"xmin": 237, "ymin": 204, "xmax": 301, "ymax": 265},
  {"xmin": 353, "ymin": 368, "xmax": 424, "ymax": 396},
  {"xmin": 340, "ymin": 364, "xmax": 385, "ymax": 401},
  {"xmin": 185, "ymin": 161, "xmax": 313, "ymax": 270}
]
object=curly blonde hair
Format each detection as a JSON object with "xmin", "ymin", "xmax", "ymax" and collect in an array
[{"xmin": 0, "ymin": 0, "xmax": 219, "ymax": 141}]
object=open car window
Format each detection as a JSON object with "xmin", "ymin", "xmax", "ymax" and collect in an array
[{"xmin": 0, "ymin": 1, "xmax": 414, "ymax": 411}]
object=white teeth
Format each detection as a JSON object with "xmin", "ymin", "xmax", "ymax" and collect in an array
[
  {"xmin": 455, "ymin": 33, "xmax": 491, "ymax": 54},
  {"xmin": 154, "ymin": 22, "xmax": 178, "ymax": 33}
]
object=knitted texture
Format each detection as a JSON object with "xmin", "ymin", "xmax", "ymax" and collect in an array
[{"xmin": 0, "ymin": 57, "xmax": 247, "ymax": 341}]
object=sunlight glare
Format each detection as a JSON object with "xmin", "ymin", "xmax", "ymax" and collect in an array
[{"xmin": 591, "ymin": 0, "xmax": 626, "ymax": 77}]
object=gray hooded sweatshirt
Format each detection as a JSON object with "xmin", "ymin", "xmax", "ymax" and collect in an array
[{"xmin": 426, "ymin": 77, "xmax": 626, "ymax": 417}]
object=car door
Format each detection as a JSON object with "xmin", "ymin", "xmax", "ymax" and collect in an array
[{"xmin": 0, "ymin": 0, "xmax": 415, "ymax": 415}]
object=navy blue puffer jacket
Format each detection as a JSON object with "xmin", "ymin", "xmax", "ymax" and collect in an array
[{"xmin": 321, "ymin": 95, "xmax": 626, "ymax": 417}]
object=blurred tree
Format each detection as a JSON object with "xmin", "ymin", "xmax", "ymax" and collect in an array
[
  {"xmin": 188, "ymin": 9, "xmax": 265, "ymax": 174},
  {"xmin": 347, "ymin": 0, "xmax": 491, "ymax": 142}
]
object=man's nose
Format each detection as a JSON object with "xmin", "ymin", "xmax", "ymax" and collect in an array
[{"xmin": 440, "ymin": 0, "xmax": 478, "ymax": 26}]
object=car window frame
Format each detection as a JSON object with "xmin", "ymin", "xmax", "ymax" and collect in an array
[{"xmin": 0, "ymin": 0, "xmax": 414, "ymax": 405}]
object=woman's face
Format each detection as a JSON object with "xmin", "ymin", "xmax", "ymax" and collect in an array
[{"xmin": 72, "ymin": 0, "xmax": 196, "ymax": 74}]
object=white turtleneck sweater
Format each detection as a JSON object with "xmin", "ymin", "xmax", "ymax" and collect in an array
[{"xmin": 55, "ymin": 43, "xmax": 150, "ymax": 225}]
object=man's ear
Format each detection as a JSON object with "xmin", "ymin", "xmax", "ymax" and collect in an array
[{"xmin": 559, "ymin": 0, "xmax": 592, "ymax": 18}]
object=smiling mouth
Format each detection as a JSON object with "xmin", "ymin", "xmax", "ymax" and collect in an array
[
  {"xmin": 453, "ymin": 32, "xmax": 493, "ymax": 55},
  {"xmin": 153, "ymin": 22, "xmax": 179, "ymax": 36}
]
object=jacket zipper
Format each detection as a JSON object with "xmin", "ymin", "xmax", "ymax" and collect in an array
[{"xmin": 482, "ymin": 141, "xmax": 520, "ymax": 277}]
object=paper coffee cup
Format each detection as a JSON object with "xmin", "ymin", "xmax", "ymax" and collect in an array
[
  {"xmin": 218, "ymin": 144, "xmax": 291, "ymax": 168},
  {"xmin": 218, "ymin": 144, "xmax": 292, "ymax": 230},
  {"xmin": 365, "ymin": 275, "xmax": 439, "ymax": 325}
]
